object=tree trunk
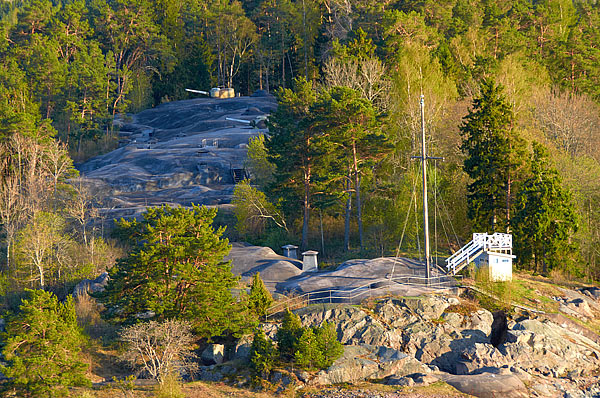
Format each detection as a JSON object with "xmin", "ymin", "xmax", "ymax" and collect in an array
[
  {"xmin": 352, "ymin": 140, "xmax": 364, "ymax": 250},
  {"xmin": 301, "ymin": 165, "xmax": 310, "ymax": 250},
  {"xmin": 344, "ymin": 175, "xmax": 352, "ymax": 251}
]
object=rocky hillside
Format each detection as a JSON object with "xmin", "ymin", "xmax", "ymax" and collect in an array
[
  {"xmin": 78, "ymin": 94, "xmax": 276, "ymax": 220},
  {"xmin": 198, "ymin": 277, "xmax": 600, "ymax": 398}
]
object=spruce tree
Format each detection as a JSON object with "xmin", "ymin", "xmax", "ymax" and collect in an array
[
  {"xmin": 249, "ymin": 329, "xmax": 276, "ymax": 383},
  {"xmin": 513, "ymin": 142, "xmax": 579, "ymax": 274},
  {"xmin": 0, "ymin": 289, "xmax": 90, "ymax": 397},
  {"xmin": 460, "ymin": 79, "xmax": 520, "ymax": 232}
]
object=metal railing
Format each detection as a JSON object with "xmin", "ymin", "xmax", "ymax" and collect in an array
[{"xmin": 265, "ymin": 274, "xmax": 460, "ymax": 320}]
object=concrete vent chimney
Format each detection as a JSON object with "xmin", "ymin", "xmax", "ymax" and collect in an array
[
  {"xmin": 302, "ymin": 250, "xmax": 319, "ymax": 272},
  {"xmin": 282, "ymin": 244, "xmax": 298, "ymax": 259}
]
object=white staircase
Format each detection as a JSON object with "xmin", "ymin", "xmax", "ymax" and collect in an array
[{"xmin": 446, "ymin": 233, "xmax": 512, "ymax": 275}]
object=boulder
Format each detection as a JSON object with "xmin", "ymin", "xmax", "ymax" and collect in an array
[
  {"xmin": 444, "ymin": 373, "xmax": 528, "ymax": 398},
  {"xmin": 500, "ymin": 319, "xmax": 600, "ymax": 376},
  {"xmin": 73, "ymin": 272, "xmax": 109, "ymax": 297},
  {"xmin": 311, "ymin": 345, "xmax": 429, "ymax": 385},
  {"xmin": 233, "ymin": 335, "xmax": 253, "ymax": 360},
  {"xmin": 298, "ymin": 305, "xmax": 402, "ymax": 349},
  {"xmin": 201, "ymin": 344, "xmax": 225, "ymax": 365}
]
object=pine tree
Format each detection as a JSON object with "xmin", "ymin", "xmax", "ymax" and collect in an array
[
  {"xmin": 97, "ymin": 204, "xmax": 252, "ymax": 339},
  {"xmin": 0, "ymin": 289, "xmax": 90, "ymax": 397},
  {"xmin": 513, "ymin": 142, "xmax": 579, "ymax": 275},
  {"xmin": 248, "ymin": 272, "xmax": 274, "ymax": 320},
  {"xmin": 314, "ymin": 321, "xmax": 343, "ymax": 369},
  {"xmin": 294, "ymin": 327, "xmax": 323, "ymax": 370},
  {"xmin": 460, "ymin": 79, "xmax": 520, "ymax": 233}
]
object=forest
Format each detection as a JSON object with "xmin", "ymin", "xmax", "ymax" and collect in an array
[{"xmin": 0, "ymin": 0, "xmax": 599, "ymax": 393}]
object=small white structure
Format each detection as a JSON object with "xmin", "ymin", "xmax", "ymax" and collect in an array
[
  {"xmin": 446, "ymin": 233, "xmax": 515, "ymax": 281},
  {"xmin": 282, "ymin": 244, "xmax": 298, "ymax": 259},
  {"xmin": 301, "ymin": 250, "xmax": 319, "ymax": 272}
]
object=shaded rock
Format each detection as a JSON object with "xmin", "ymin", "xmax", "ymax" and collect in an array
[
  {"xmin": 444, "ymin": 373, "xmax": 528, "ymax": 398},
  {"xmin": 386, "ymin": 376, "xmax": 414, "ymax": 386},
  {"xmin": 234, "ymin": 335, "xmax": 253, "ymax": 360},
  {"xmin": 490, "ymin": 310, "xmax": 508, "ymax": 347},
  {"xmin": 201, "ymin": 344, "xmax": 225, "ymax": 365},
  {"xmin": 582, "ymin": 287, "xmax": 600, "ymax": 300},
  {"xmin": 73, "ymin": 272, "xmax": 109, "ymax": 297},
  {"xmin": 311, "ymin": 345, "xmax": 429, "ymax": 385}
]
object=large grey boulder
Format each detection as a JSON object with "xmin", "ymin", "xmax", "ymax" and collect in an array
[
  {"xmin": 499, "ymin": 319, "xmax": 600, "ymax": 376},
  {"xmin": 444, "ymin": 372, "xmax": 528, "ymax": 398},
  {"xmin": 73, "ymin": 272, "xmax": 109, "ymax": 297},
  {"xmin": 310, "ymin": 345, "xmax": 430, "ymax": 386}
]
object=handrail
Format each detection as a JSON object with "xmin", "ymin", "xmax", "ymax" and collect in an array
[{"xmin": 265, "ymin": 274, "xmax": 460, "ymax": 319}]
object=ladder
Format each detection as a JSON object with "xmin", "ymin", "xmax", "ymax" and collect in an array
[{"xmin": 231, "ymin": 168, "xmax": 247, "ymax": 184}]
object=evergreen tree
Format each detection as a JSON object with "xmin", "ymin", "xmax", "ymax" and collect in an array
[
  {"xmin": 294, "ymin": 327, "xmax": 323, "ymax": 370},
  {"xmin": 275, "ymin": 309, "xmax": 303, "ymax": 360},
  {"xmin": 314, "ymin": 321, "xmax": 343, "ymax": 369},
  {"xmin": 249, "ymin": 329, "xmax": 276, "ymax": 383},
  {"xmin": 460, "ymin": 79, "xmax": 519, "ymax": 233},
  {"xmin": 0, "ymin": 289, "xmax": 90, "ymax": 397},
  {"xmin": 248, "ymin": 272, "xmax": 274, "ymax": 320},
  {"xmin": 513, "ymin": 142, "xmax": 579, "ymax": 274},
  {"xmin": 266, "ymin": 77, "xmax": 320, "ymax": 249},
  {"xmin": 97, "ymin": 204, "xmax": 252, "ymax": 339}
]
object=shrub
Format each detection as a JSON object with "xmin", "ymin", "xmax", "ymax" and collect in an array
[
  {"xmin": 154, "ymin": 371, "xmax": 185, "ymax": 398},
  {"xmin": 314, "ymin": 321, "xmax": 343, "ymax": 368},
  {"xmin": 119, "ymin": 319, "xmax": 198, "ymax": 382},
  {"xmin": 248, "ymin": 272, "xmax": 274, "ymax": 320},
  {"xmin": 275, "ymin": 309, "xmax": 303, "ymax": 359},
  {"xmin": 0, "ymin": 289, "xmax": 90, "ymax": 397},
  {"xmin": 294, "ymin": 327, "xmax": 323, "ymax": 370},
  {"xmin": 250, "ymin": 329, "xmax": 276, "ymax": 383}
]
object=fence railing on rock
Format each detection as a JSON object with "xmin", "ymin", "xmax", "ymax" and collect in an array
[{"xmin": 265, "ymin": 274, "xmax": 460, "ymax": 320}]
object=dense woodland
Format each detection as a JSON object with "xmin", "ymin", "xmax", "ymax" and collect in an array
[{"xmin": 0, "ymin": 0, "xmax": 600, "ymax": 395}]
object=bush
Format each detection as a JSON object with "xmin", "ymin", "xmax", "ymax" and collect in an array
[
  {"xmin": 154, "ymin": 371, "xmax": 185, "ymax": 398},
  {"xmin": 249, "ymin": 329, "xmax": 276, "ymax": 383},
  {"xmin": 294, "ymin": 327, "xmax": 323, "ymax": 370},
  {"xmin": 275, "ymin": 309, "xmax": 303, "ymax": 359},
  {"xmin": 0, "ymin": 289, "xmax": 90, "ymax": 397},
  {"xmin": 119, "ymin": 319, "xmax": 198, "ymax": 381},
  {"xmin": 248, "ymin": 272, "xmax": 274, "ymax": 320},
  {"xmin": 314, "ymin": 321, "xmax": 343, "ymax": 368},
  {"xmin": 294, "ymin": 322, "xmax": 343, "ymax": 370}
]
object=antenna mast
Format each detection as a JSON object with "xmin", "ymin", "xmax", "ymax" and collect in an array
[
  {"xmin": 412, "ymin": 95, "xmax": 443, "ymax": 282},
  {"xmin": 420, "ymin": 95, "xmax": 431, "ymax": 280}
]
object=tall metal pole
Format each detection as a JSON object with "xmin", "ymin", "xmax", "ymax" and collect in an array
[{"xmin": 420, "ymin": 95, "xmax": 430, "ymax": 281}]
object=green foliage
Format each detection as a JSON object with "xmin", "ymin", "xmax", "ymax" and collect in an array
[
  {"xmin": 232, "ymin": 180, "xmax": 288, "ymax": 240},
  {"xmin": 513, "ymin": 142, "xmax": 579, "ymax": 274},
  {"xmin": 294, "ymin": 322, "xmax": 343, "ymax": 370},
  {"xmin": 97, "ymin": 204, "xmax": 253, "ymax": 339},
  {"xmin": 0, "ymin": 289, "xmax": 90, "ymax": 397},
  {"xmin": 294, "ymin": 327, "xmax": 323, "ymax": 370},
  {"xmin": 154, "ymin": 371, "xmax": 185, "ymax": 398},
  {"xmin": 275, "ymin": 309, "xmax": 303, "ymax": 360},
  {"xmin": 314, "ymin": 321, "xmax": 344, "ymax": 368},
  {"xmin": 248, "ymin": 272, "xmax": 274, "ymax": 320},
  {"xmin": 245, "ymin": 134, "xmax": 275, "ymax": 189},
  {"xmin": 460, "ymin": 78, "xmax": 520, "ymax": 233},
  {"xmin": 249, "ymin": 329, "xmax": 276, "ymax": 383}
]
